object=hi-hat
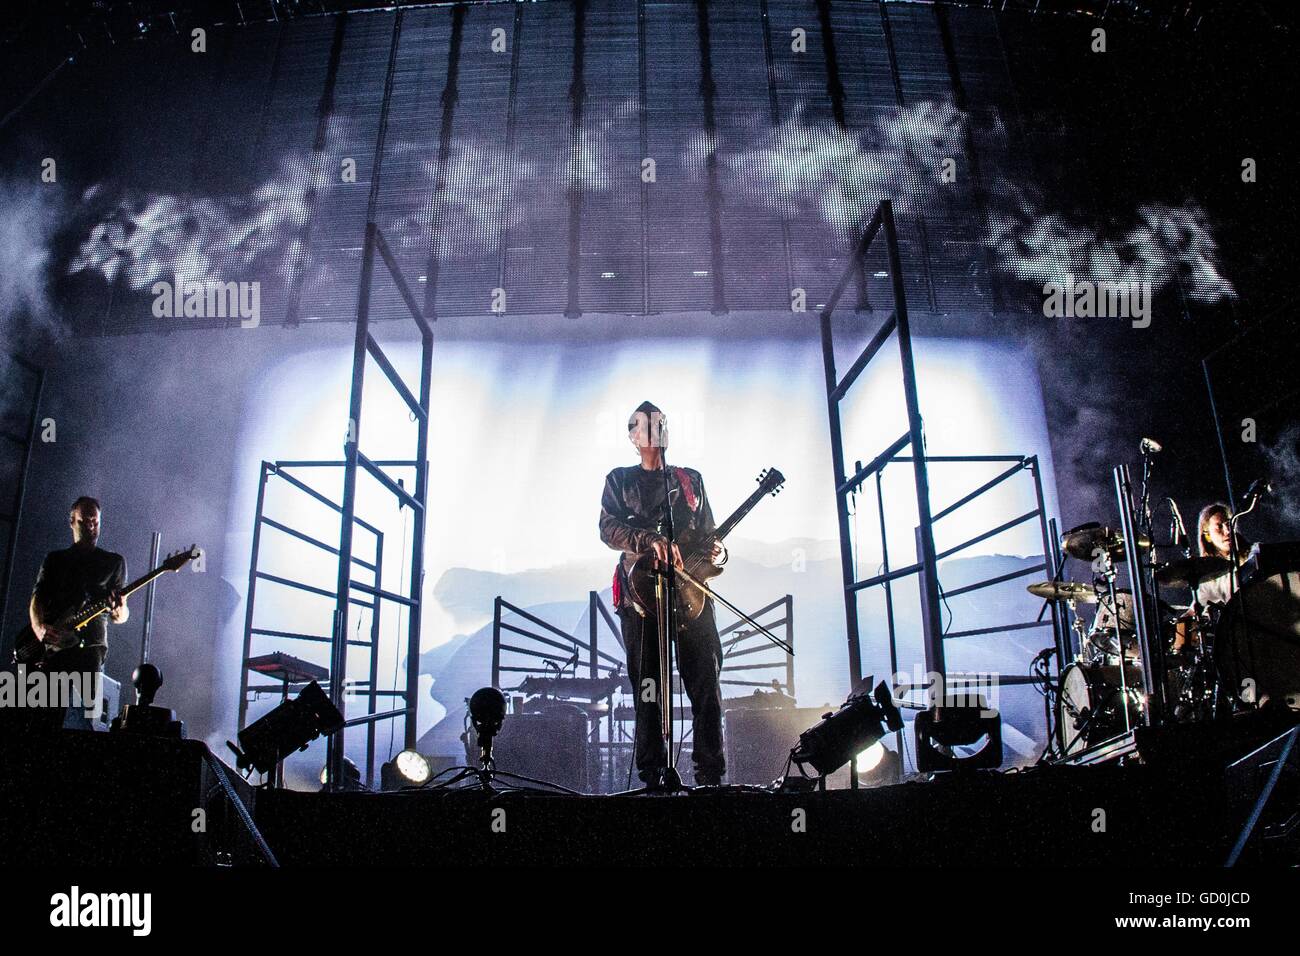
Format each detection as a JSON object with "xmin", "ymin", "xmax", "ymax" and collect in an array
[
  {"xmin": 1027, "ymin": 580, "xmax": 1098, "ymax": 604},
  {"xmin": 1061, "ymin": 522, "xmax": 1149, "ymax": 562}
]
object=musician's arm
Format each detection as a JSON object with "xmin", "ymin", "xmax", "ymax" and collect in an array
[
  {"xmin": 696, "ymin": 475, "xmax": 727, "ymax": 567},
  {"xmin": 29, "ymin": 592, "xmax": 49, "ymax": 639},
  {"xmin": 599, "ymin": 472, "xmax": 659, "ymax": 554},
  {"xmin": 109, "ymin": 556, "xmax": 129, "ymax": 624},
  {"xmin": 28, "ymin": 556, "xmax": 63, "ymax": 642}
]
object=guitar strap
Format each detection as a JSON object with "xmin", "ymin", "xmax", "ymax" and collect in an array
[{"xmin": 672, "ymin": 467, "xmax": 698, "ymax": 512}]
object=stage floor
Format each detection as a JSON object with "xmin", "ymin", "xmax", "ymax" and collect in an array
[{"xmin": 4, "ymin": 718, "xmax": 1297, "ymax": 867}]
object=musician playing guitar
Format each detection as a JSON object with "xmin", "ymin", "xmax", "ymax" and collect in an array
[
  {"xmin": 22, "ymin": 497, "xmax": 127, "ymax": 728},
  {"xmin": 600, "ymin": 402, "xmax": 728, "ymax": 787}
]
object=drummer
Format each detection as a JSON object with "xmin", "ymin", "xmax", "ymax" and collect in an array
[
  {"xmin": 1170, "ymin": 503, "xmax": 1251, "ymax": 654},
  {"xmin": 1193, "ymin": 502, "xmax": 1252, "ymax": 608}
]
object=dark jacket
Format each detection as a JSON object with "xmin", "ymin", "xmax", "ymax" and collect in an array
[{"xmin": 599, "ymin": 464, "xmax": 716, "ymax": 611}]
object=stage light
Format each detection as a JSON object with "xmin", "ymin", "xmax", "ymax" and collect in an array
[
  {"xmin": 227, "ymin": 680, "xmax": 344, "ymax": 777},
  {"xmin": 467, "ymin": 687, "xmax": 508, "ymax": 770},
  {"xmin": 791, "ymin": 680, "xmax": 904, "ymax": 778},
  {"xmin": 857, "ymin": 744, "xmax": 902, "ymax": 788},
  {"xmin": 856, "ymin": 740, "xmax": 886, "ymax": 772},
  {"xmin": 380, "ymin": 749, "xmax": 432, "ymax": 790},
  {"xmin": 914, "ymin": 695, "xmax": 1003, "ymax": 772},
  {"xmin": 319, "ymin": 756, "xmax": 363, "ymax": 791},
  {"xmin": 469, "ymin": 687, "xmax": 506, "ymax": 739},
  {"xmin": 111, "ymin": 664, "xmax": 184, "ymax": 738},
  {"xmin": 395, "ymin": 749, "xmax": 430, "ymax": 783}
]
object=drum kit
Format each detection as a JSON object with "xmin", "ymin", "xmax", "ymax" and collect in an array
[{"xmin": 1030, "ymin": 522, "xmax": 1300, "ymax": 760}]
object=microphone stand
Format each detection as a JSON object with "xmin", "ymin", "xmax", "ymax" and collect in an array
[
  {"xmin": 673, "ymin": 565, "xmax": 792, "ymax": 656},
  {"xmin": 654, "ymin": 438, "xmax": 685, "ymax": 792}
]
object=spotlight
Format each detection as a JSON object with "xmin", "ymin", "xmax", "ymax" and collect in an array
[
  {"xmin": 914, "ymin": 695, "xmax": 1003, "ymax": 772},
  {"xmin": 227, "ymin": 680, "xmax": 344, "ymax": 777},
  {"xmin": 111, "ymin": 663, "xmax": 184, "ymax": 738},
  {"xmin": 856, "ymin": 740, "xmax": 886, "ymax": 772},
  {"xmin": 133, "ymin": 663, "xmax": 163, "ymax": 706},
  {"xmin": 790, "ymin": 680, "xmax": 904, "ymax": 778},
  {"xmin": 468, "ymin": 687, "xmax": 507, "ymax": 769},
  {"xmin": 380, "ymin": 749, "xmax": 432, "ymax": 790},
  {"xmin": 856, "ymin": 742, "xmax": 902, "ymax": 788},
  {"xmin": 319, "ymin": 756, "xmax": 363, "ymax": 791}
]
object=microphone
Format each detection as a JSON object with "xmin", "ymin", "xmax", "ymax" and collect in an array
[
  {"xmin": 1140, "ymin": 437, "xmax": 1163, "ymax": 455},
  {"xmin": 1168, "ymin": 498, "xmax": 1188, "ymax": 552},
  {"xmin": 1241, "ymin": 477, "xmax": 1272, "ymax": 507}
]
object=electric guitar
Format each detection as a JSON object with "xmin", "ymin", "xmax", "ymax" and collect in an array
[
  {"xmin": 13, "ymin": 545, "xmax": 201, "ymax": 666},
  {"xmin": 628, "ymin": 468, "xmax": 785, "ymax": 620}
]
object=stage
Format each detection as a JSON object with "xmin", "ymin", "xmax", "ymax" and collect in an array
[
  {"xmin": 2, "ymin": 714, "xmax": 1296, "ymax": 868},
  {"xmin": 0, "ymin": 8, "xmax": 1298, "ymax": 935}
]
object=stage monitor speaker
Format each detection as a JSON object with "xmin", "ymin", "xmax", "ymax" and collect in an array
[
  {"xmin": 465, "ymin": 705, "xmax": 593, "ymax": 793},
  {"xmin": 725, "ymin": 706, "xmax": 835, "ymax": 786}
]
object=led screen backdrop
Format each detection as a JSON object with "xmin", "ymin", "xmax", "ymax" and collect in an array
[{"xmin": 0, "ymin": 1, "xmax": 1293, "ymax": 787}]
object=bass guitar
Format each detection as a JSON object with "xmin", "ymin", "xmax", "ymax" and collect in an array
[{"xmin": 13, "ymin": 545, "xmax": 201, "ymax": 666}]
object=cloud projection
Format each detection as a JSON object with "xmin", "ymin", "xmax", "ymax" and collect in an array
[{"xmin": 51, "ymin": 95, "xmax": 1237, "ymax": 320}]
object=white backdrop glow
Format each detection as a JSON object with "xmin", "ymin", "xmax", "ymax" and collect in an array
[{"xmin": 220, "ymin": 331, "xmax": 1060, "ymax": 785}]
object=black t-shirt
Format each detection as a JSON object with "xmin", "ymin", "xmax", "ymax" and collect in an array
[{"xmin": 32, "ymin": 546, "xmax": 127, "ymax": 648}]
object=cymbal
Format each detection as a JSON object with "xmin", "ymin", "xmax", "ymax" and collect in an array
[
  {"xmin": 1027, "ymin": 580, "xmax": 1098, "ymax": 603},
  {"xmin": 1060, "ymin": 523, "xmax": 1150, "ymax": 562},
  {"xmin": 1154, "ymin": 555, "xmax": 1233, "ymax": 588}
]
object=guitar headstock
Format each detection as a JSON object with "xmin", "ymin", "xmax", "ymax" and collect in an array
[
  {"xmin": 162, "ymin": 544, "xmax": 201, "ymax": 573},
  {"xmin": 756, "ymin": 467, "xmax": 786, "ymax": 498}
]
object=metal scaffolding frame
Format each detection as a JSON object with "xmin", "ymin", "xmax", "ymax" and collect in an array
[
  {"xmin": 820, "ymin": 200, "xmax": 1071, "ymax": 771},
  {"xmin": 0, "ymin": 353, "xmax": 44, "ymax": 640},
  {"xmin": 325, "ymin": 222, "xmax": 434, "ymax": 790},
  {"xmin": 239, "ymin": 458, "xmax": 419, "ymax": 788},
  {"xmin": 819, "ymin": 199, "xmax": 945, "ymax": 686},
  {"xmin": 878, "ymin": 455, "xmax": 1065, "ymax": 705}
]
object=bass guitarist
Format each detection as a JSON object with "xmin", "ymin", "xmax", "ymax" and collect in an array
[
  {"xmin": 20, "ymin": 496, "xmax": 127, "ymax": 728},
  {"xmin": 599, "ymin": 402, "xmax": 727, "ymax": 787}
]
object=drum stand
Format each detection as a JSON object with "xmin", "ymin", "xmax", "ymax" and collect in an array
[
  {"xmin": 1115, "ymin": 462, "xmax": 1168, "ymax": 727},
  {"xmin": 1096, "ymin": 552, "xmax": 1135, "ymax": 738}
]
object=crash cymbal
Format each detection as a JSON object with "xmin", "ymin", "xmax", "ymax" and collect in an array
[
  {"xmin": 1060, "ymin": 522, "xmax": 1150, "ymax": 562},
  {"xmin": 1154, "ymin": 555, "xmax": 1233, "ymax": 589},
  {"xmin": 1027, "ymin": 580, "xmax": 1099, "ymax": 603}
]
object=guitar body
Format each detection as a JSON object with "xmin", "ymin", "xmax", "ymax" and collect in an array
[
  {"xmin": 13, "ymin": 606, "xmax": 102, "ymax": 667},
  {"xmin": 12, "ymin": 624, "xmax": 47, "ymax": 667},
  {"xmin": 624, "ymin": 467, "xmax": 785, "ymax": 622},
  {"xmin": 628, "ymin": 530, "xmax": 723, "ymax": 622}
]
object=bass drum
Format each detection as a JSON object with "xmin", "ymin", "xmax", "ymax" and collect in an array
[
  {"xmin": 1058, "ymin": 662, "xmax": 1144, "ymax": 756},
  {"xmin": 1214, "ymin": 565, "xmax": 1300, "ymax": 710}
]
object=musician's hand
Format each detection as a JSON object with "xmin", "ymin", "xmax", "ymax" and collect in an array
[
  {"xmin": 651, "ymin": 537, "xmax": 683, "ymax": 569},
  {"xmin": 710, "ymin": 538, "xmax": 727, "ymax": 568},
  {"xmin": 108, "ymin": 590, "xmax": 128, "ymax": 624}
]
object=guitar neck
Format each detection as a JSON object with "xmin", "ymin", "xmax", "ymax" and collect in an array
[
  {"xmin": 713, "ymin": 485, "xmax": 770, "ymax": 543},
  {"xmin": 71, "ymin": 567, "xmax": 169, "ymax": 628}
]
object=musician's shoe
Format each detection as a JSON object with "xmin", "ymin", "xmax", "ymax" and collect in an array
[{"xmin": 695, "ymin": 771, "xmax": 722, "ymax": 787}]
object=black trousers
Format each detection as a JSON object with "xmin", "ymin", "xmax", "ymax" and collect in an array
[{"xmin": 620, "ymin": 600, "xmax": 725, "ymax": 783}]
